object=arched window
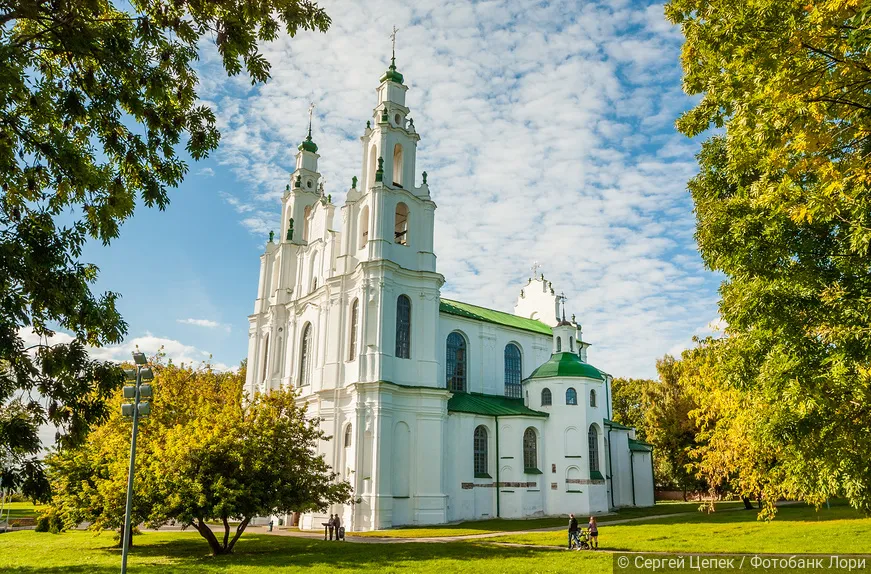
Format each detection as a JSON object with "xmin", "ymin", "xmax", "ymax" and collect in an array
[
  {"xmin": 570, "ymin": 337, "xmax": 574, "ymax": 352},
  {"xmin": 359, "ymin": 205, "xmax": 369, "ymax": 248},
  {"xmin": 556, "ymin": 336, "xmax": 562, "ymax": 352},
  {"xmin": 368, "ymin": 144, "xmax": 377, "ymax": 188},
  {"xmin": 523, "ymin": 427, "xmax": 538, "ymax": 471},
  {"xmin": 394, "ymin": 202, "xmax": 408, "ymax": 245},
  {"xmin": 303, "ymin": 205, "xmax": 311, "ymax": 241},
  {"xmin": 261, "ymin": 334, "xmax": 269, "ymax": 383},
  {"xmin": 566, "ymin": 387, "xmax": 578, "ymax": 405},
  {"xmin": 446, "ymin": 331, "xmax": 467, "ymax": 392},
  {"xmin": 590, "ymin": 389, "xmax": 597, "ymax": 407},
  {"xmin": 541, "ymin": 388, "xmax": 552, "ymax": 406},
  {"xmin": 474, "ymin": 425, "xmax": 488, "ymax": 476},
  {"xmin": 395, "ymin": 295, "xmax": 411, "ymax": 359},
  {"xmin": 349, "ymin": 298, "xmax": 359, "ymax": 361},
  {"xmin": 299, "ymin": 323, "xmax": 312, "ymax": 386},
  {"xmin": 392, "ymin": 143, "xmax": 403, "ymax": 187},
  {"xmin": 504, "ymin": 343, "xmax": 522, "ymax": 398},
  {"xmin": 344, "ymin": 424, "xmax": 353, "ymax": 448},
  {"xmin": 588, "ymin": 425, "xmax": 600, "ymax": 474}
]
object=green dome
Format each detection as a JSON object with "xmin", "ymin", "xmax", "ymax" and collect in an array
[
  {"xmin": 526, "ymin": 353, "xmax": 605, "ymax": 381},
  {"xmin": 298, "ymin": 135, "xmax": 318, "ymax": 153},
  {"xmin": 380, "ymin": 58, "xmax": 404, "ymax": 85}
]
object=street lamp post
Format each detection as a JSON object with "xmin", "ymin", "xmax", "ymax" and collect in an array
[{"xmin": 120, "ymin": 352, "xmax": 153, "ymax": 574}]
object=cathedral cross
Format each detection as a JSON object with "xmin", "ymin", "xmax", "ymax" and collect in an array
[
  {"xmin": 390, "ymin": 26, "xmax": 399, "ymax": 60},
  {"xmin": 307, "ymin": 102, "xmax": 315, "ymax": 138},
  {"xmin": 557, "ymin": 292, "xmax": 568, "ymax": 320},
  {"xmin": 530, "ymin": 261, "xmax": 541, "ymax": 278}
]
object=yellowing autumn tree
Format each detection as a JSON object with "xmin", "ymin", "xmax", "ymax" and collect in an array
[
  {"xmin": 44, "ymin": 363, "xmax": 351, "ymax": 554},
  {"xmin": 666, "ymin": 0, "xmax": 871, "ymax": 514}
]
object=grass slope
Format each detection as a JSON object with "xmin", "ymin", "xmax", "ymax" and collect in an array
[
  {"xmin": 0, "ymin": 530, "xmax": 609, "ymax": 574},
  {"xmin": 2, "ymin": 502, "xmax": 46, "ymax": 520},
  {"xmin": 485, "ymin": 503, "xmax": 871, "ymax": 554}
]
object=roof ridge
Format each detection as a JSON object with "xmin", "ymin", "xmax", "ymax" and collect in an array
[
  {"xmin": 440, "ymin": 297, "xmax": 522, "ymax": 318},
  {"xmin": 439, "ymin": 298, "xmax": 553, "ymax": 336}
]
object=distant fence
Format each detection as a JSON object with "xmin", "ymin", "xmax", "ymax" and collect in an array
[{"xmin": 655, "ymin": 490, "xmax": 718, "ymax": 501}]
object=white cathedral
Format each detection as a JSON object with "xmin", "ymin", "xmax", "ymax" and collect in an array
[{"xmin": 244, "ymin": 56, "xmax": 654, "ymax": 532}]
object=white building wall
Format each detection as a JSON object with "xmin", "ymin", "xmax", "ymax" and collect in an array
[{"xmin": 631, "ymin": 451, "xmax": 656, "ymax": 507}]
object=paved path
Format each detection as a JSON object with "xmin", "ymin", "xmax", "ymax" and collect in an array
[{"xmin": 254, "ymin": 505, "xmax": 754, "ymax": 545}]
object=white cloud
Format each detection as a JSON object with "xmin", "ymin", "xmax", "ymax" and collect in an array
[
  {"xmin": 196, "ymin": 167, "xmax": 215, "ymax": 177},
  {"xmin": 196, "ymin": 0, "xmax": 717, "ymax": 378},
  {"xmin": 18, "ymin": 327, "xmax": 234, "ymax": 371},
  {"xmin": 176, "ymin": 318, "xmax": 231, "ymax": 333}
]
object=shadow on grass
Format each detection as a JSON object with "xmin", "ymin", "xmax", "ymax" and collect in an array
[{"xmin": 2, "ymin": 533, "xmax": 559, "ymax": 574}]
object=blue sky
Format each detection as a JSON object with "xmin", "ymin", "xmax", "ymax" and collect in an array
[{"xmin": 27, "ymin": 0, "xmax": 724, "ymax": 378}]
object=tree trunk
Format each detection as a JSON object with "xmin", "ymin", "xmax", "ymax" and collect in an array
[
  {"xmin": 116, "ymin": 524, "xmax": 134, "ymax": 548},
  {"xmin": 742, "ymin": 497, "xmax": 754, "ymax": 510},
  {"xmin": 194, "ymin": 518, "xmax": 226, "ymax": 555},
  {"xmin": 222, "ymin": 516, "xmax": 230, "ymax": 550}
]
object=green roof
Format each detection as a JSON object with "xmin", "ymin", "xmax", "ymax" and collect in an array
[
  {"xmin": 628, "ymin": 438, "xmax": 653, "ymax": 452},
  {"xmin": 380, "ymin": 59, "xmax": 404, "ymax": 84},
  {"xmin": 440, "ymin": 298, "xmax": 552, "ymax": 336},
  {"xmin": 298, "ymin": 135, "xmax": 318, "ymax": 153},
  {"xmin": 604, "ymin": 418, "xmax": 634, "ymax": 431},
  {"xmin": 526, "ymin": 352, "xmax": 606, "ymax": 381},
  {"xmin": 448, "ymin": 392, "xmax": 548, "ymax": 418}
]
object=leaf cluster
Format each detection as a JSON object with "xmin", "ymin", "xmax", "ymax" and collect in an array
[
  {"xmin": 45, "ymin": 362, "xmax": 352, "ymax": 554},
  {"xmin": 0, "ymin": 0, "xmax": 329, "ymax": 499},
  {"xmin": 667, "ymin": 0, "xmax": 871, "ymax": 516}
]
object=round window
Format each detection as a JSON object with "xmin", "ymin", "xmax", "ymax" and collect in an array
[
  {"xmin": 394, "ymin": 114, "xmax": 401, "ymax": 125},
  {"xmin": 307, "ymin": 180, "xmax": 312, "ymax": 188}
]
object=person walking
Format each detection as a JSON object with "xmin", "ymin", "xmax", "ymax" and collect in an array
[
  {"xmin": 327, "ymin": 514, "xmax": 335, "ymax": 540},
  {"xmin": 588, "ymin": 516, "xmax": 599, "ymax": 549},
  {"xmin": 334, "ymin": 514, "xmax": 342, "ymax": 541},
  {"xmin": 568, "ymin": 513, "xmax": 579, "ymax": 549}
]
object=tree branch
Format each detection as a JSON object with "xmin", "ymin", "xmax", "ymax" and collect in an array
[{"xmin": 227, "ymin": 516, "xmax": 251, "ymax": 552}]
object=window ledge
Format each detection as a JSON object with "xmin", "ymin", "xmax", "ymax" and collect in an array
[
  {"xmin": 524, "ymin": 468, "xmax": 543, "ymax": 475},
  {"xmin": 474, "ymin": 473, "xmax": 492, "ymax": 479},
  {"xmin": 564, "ymin": 455, "xmax": 583, "ymax": 459}
]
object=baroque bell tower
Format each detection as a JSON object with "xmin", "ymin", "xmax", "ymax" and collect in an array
[{"xmin": 335, "ymin": 32, "xmax": 443, "ymax": 390}]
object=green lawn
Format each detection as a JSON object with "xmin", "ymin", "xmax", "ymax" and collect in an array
[
  {"xmin": 0, "ymin": 530, "xmax": 609, "ymax": 573},
  {"xmin": 484, "ymin": 503, "xmax": 871, "ymax": 554},
  {"xmin": 2, "ymin": 502, "xmax": 46, "ymax": 520},
  {"xmin": 2, "ymin": 503, "xmax": 871, "ymax": 573},
  {"xmin": 351, "ymin": 501, "xmax": 745, "ymax": 538}
]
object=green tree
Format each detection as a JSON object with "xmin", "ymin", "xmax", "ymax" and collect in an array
[
  {"xmin": 609, "ymin": 376, "xmax": 653, "ymax": 441},
  {"xmin": 666, "ymin": 0, "xmax": 871, "ymax": 514},
  {"xmin": 46, "ymin": 362, "xmax": 351, "ymax": 554},
  {"xmin": 0, "ymin": 0, "xmax": 329, "ymax": 499},
  {"xmin": 644, "ymin": 354, "xmax": 704, "ymax": 497}
]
